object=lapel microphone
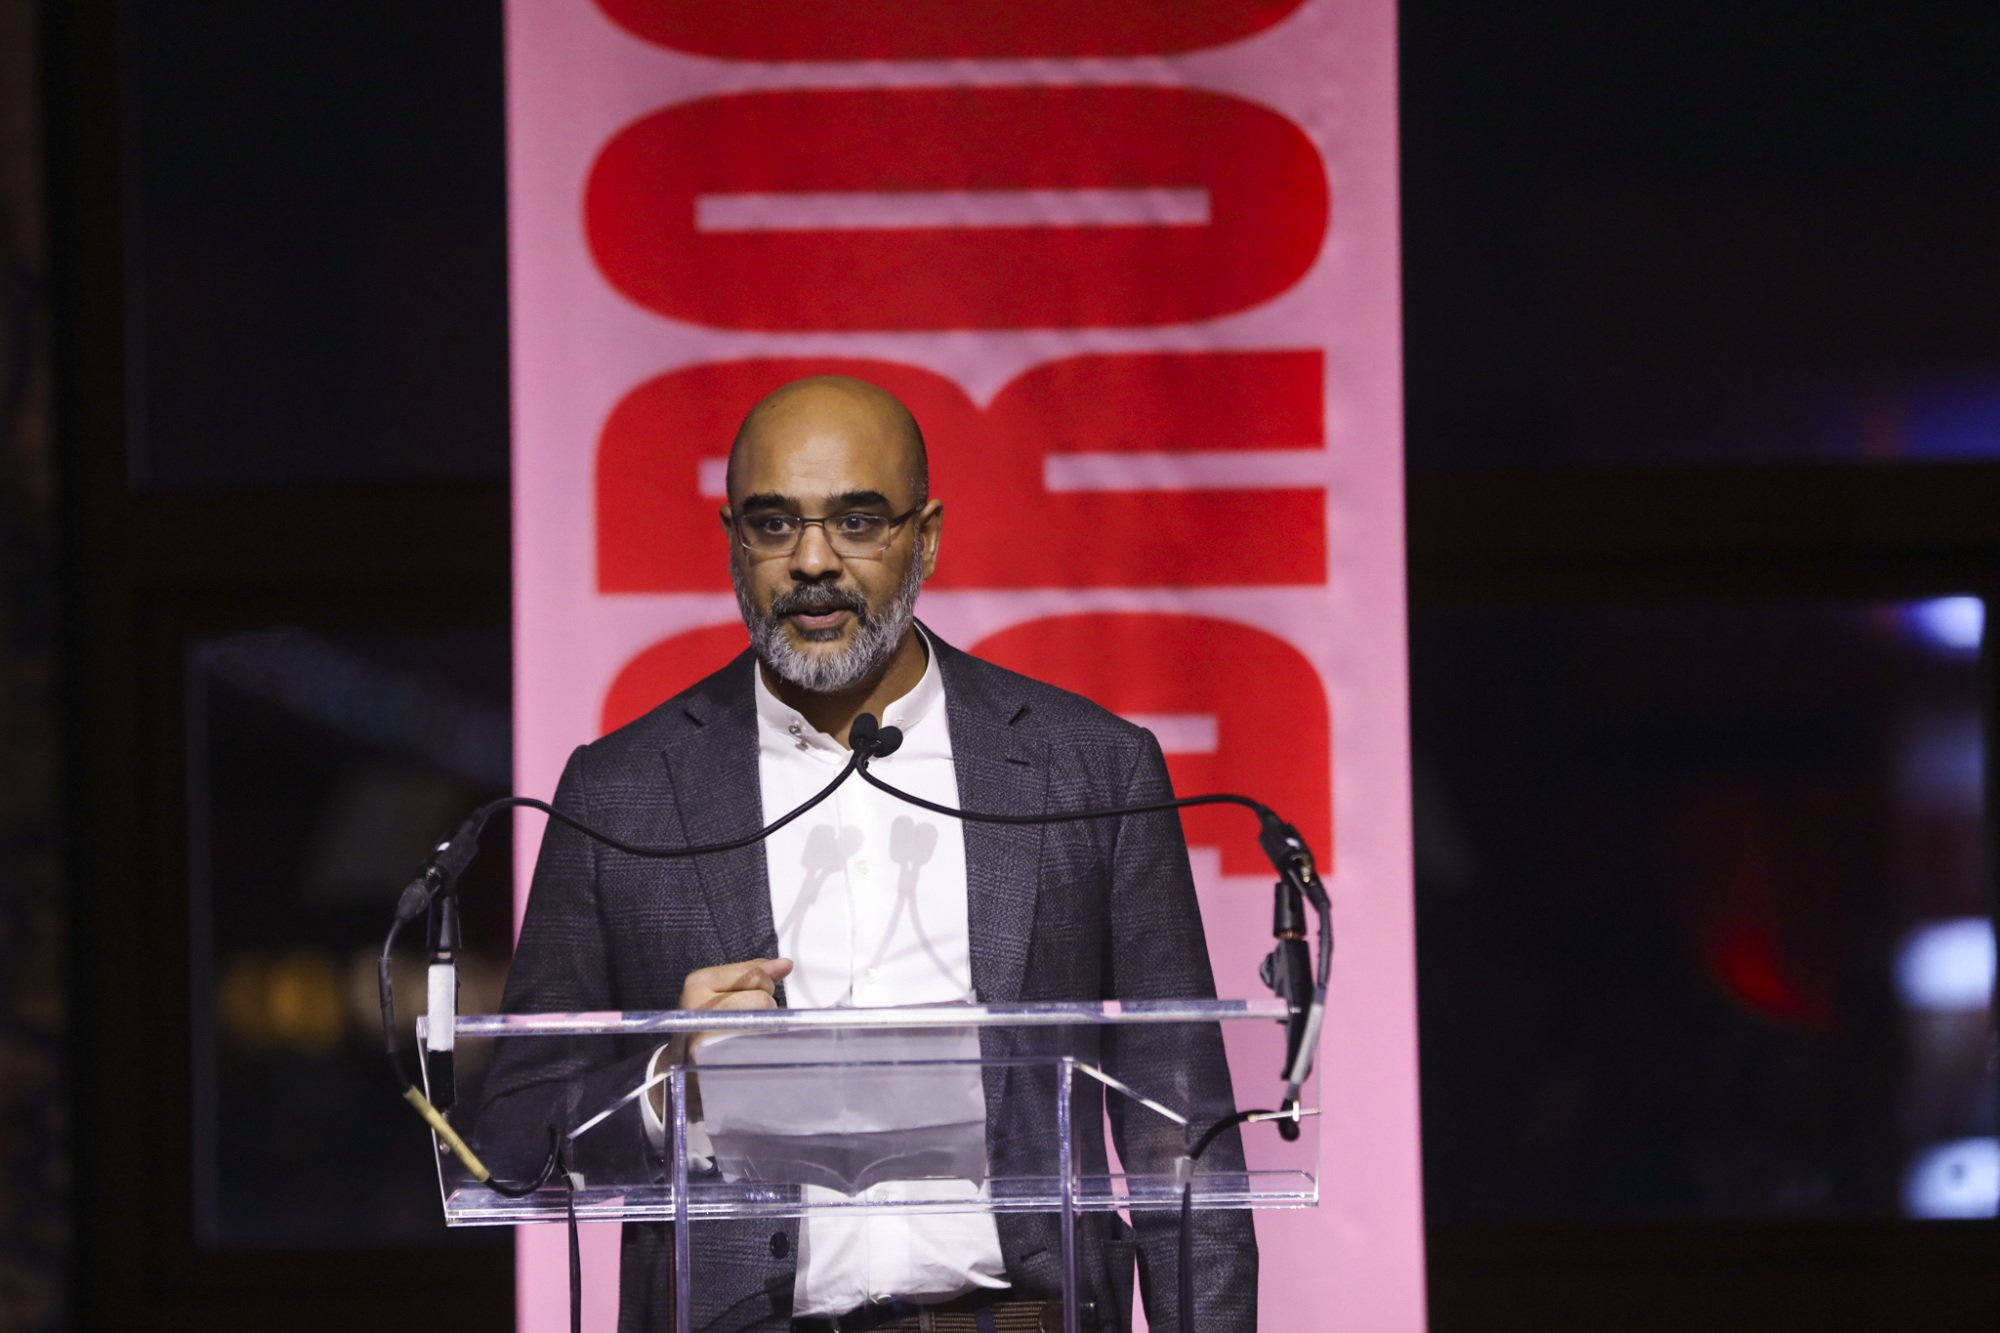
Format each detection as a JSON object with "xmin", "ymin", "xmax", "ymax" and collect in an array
[{"xmin": 847, "ymin": 712, "xmax": 904, "ymax": 759}]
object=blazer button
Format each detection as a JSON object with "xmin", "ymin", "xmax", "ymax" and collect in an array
[{"xmin": 770, "ymin": 1231, "xmax": 790, "ymax": 1258}]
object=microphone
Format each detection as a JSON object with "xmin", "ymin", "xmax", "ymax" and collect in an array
[
  {"xmin": 426, "ymin": 892, "xmax": 461, "ymax": 1111},
  {"xmin": 848, "ymin": 711, "xmax": 903, "ymax": 759},
  {"xmin": 393, "ymin": 816, "xmax": 485, "ymax": 1113},
  {"xmin": 1255, "ymin": 816, "xmax": 1330, "ymax": 1139}
]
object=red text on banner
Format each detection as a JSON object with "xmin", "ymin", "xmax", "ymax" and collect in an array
[
  {"xmin": 600, "ymin": 613, "xmax": 1330, "ymax": 880},
  {"xmin": 591, "ymin": 0, "xmax": 1308, "ymax": 61},
  {"xmin": 585, "ymin": 87, "xmax": 1329, "ymax": 330},
  {"xmin": 602, "ymin": 623, "xmax": 750, "ymax": 736},
  {"xmin": 597, "ymin": 352, "xmax": 1326, "ymax": 592},
  {"xmin": 971, "ymin": 613, "xmax": 1329, "ymax": 878}
]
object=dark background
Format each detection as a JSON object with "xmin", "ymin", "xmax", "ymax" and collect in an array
[{"xmin": 0, "ymin": 0, "xmax": 1992, "ymax": 1328}]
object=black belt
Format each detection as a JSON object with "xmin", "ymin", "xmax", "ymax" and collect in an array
[{"xmin": 791, "ymin": 1293, "xmax": 1090, "ymax": 1333}]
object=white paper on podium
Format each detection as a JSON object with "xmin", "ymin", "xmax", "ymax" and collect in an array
[{"xmin": 693, "ymin": 1024, "xmax": 989, "ymax": 1194}]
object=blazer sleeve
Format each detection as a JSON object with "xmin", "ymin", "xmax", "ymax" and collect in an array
[
  {"xmin": 1104, "ymin": 732, "xmax": 1259, "ymax": 1333},
  {"xmin": 471, "ymin": 744, "xmax": 657, "ymax": 1184}
]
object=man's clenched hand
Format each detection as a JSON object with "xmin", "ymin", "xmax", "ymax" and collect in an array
[
  {"xmin": 678, "ymin": 957, "xmax": 794, "ymax": 1012},
  {"xmin": 651, "ymin": 958, "xmax": 796, "ymax": 1121}
]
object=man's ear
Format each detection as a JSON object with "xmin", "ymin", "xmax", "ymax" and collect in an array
[{"xmin": 918, "ymin": 499, "xmax": 943, "ymax": 579}]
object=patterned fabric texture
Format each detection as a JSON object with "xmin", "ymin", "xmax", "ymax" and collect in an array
[{"xmin": 477, "ymin": 628, "xmax": 1257, "ymax": 1333}]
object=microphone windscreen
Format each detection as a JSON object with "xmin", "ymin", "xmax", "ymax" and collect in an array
[{"xmin": 849, "ymin": 712, "xmax": 904, "ymax": 759}]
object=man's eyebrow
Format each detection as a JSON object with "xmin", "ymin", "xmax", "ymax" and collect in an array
[{"xmin": 737, "ymin": 489, "xmax": 896, "ymax": 512}]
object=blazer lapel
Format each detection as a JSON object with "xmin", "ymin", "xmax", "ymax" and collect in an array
[
  {"xmin": 934, "ymin": 635, "xmax": 1051, "ymax": 1207},
  {"xmin": 658, "ymin": 656, "xmax": 783, "ymax": 987},
  {"xmin": 938, "ymin": 641, "xmax": 1048, "ymax": 1006},
  {"xmin": 659, "ymin": 635, "xmax": 1045, "ymax": 1009}
]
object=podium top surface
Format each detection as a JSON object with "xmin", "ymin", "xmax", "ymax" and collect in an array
[
  {"xmin": 443, "ymin": 996, "xmax": 1287, "ymax": 1039},
  {"xmin": 428, "ymin": 994, "xmax": 1319, "ymax": 1226}
]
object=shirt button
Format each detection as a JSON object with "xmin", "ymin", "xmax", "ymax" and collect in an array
[
  {"xmin": 854, "ymin": 859, "xmax": 869, "ymax": 876},
  {"xmin": 787, "ymin": 722, "xmax": 802, "ymax": 736},
  {"xmin": 863, "ymin": 967, "xmax": 878, "ymax": 985}
]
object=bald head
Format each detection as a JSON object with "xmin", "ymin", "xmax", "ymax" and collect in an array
[
  {"xmin": 721, "ymin": 374, "xmax": 944, "ymax": 709},
  {"xmin": 728, "ymin": 375, "xmax": 928, "ymax": 506}
]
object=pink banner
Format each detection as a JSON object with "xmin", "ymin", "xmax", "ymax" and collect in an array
[{"xmin": 505, "ymin": 1, "xmax": 1423, "ymax": 1326}]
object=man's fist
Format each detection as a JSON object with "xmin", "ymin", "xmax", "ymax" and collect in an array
[
  {"xmin": 677, "ymin": 957, "xmax": 794, "ymax": 1013},
  {"xmin": 653, "ymin": 959, "xmax": 797, "ymax": 1118}
]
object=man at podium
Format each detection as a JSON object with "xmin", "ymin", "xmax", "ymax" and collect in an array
[{"xmin": 483, "ymin": 376, "xmax": 1256, "ymax": 1333}]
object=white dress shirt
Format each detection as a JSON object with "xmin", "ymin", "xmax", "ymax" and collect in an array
[{"xmin": 652, "ymin": 630, "xmax": 1008, "ymax": 1316}]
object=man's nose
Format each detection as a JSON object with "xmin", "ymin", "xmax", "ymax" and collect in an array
[{"xmin": 788, "ymin": 522, "xmax": 844, "ymax": 580}]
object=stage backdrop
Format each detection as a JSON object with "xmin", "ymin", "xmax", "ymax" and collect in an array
[{"xmin": 504, "ymin": 2, "xmax": 1423, "ymax": 1326}]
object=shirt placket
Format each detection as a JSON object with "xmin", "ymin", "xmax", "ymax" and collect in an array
[
  {"xmin": 849, "ymin": 790, "xmax": 876, "ymax": 1001},
  {"xmin": 829, "ymin": 774, "xmax": 857, "ymax": 1008}
]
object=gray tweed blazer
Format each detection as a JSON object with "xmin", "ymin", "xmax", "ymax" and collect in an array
[{"xmin": 478, "ymin": 628, "xmax": 1257, "ymax": 1333}]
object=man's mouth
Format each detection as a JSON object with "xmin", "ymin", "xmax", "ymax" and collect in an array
[
  {"xmin": 788, "ymin": 608, "xmax": 851, "ymax": 633},
  {"xmin": 769, "ymin": 589, "xmax": 868, "ymax": 642}
]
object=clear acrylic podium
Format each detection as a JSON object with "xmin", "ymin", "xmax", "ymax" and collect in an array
[{"xmin": 423, "ymin": 999, "xmax": 1319, "ymax": 1332}]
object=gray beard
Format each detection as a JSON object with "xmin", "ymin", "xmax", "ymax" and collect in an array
[{"xmin": 733, "ymin": 556, "xmax": 924, "ymax": 695}]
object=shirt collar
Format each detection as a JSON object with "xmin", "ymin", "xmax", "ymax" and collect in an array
[{"xmin": 751, "ymin": 624, "xmax": 944, "ymax": 752}]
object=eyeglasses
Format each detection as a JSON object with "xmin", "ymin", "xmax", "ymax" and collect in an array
[{"xmin": 733, "ymin": 505, "xmax": 923, "ymax": 558}]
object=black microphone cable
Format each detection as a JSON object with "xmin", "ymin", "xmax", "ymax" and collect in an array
[
  {"xmin": 844, "ymin": 713, "xmax": 1333, "ymax": 1134},
  {"xmin": 1169, "ymin": 1105, "xmax": 1325, "ymax": 1333},
  {"xmin": 379, "ymin": 746, "xmax": 870, "ymax": 1191},
  {"xmin": 385, "ymin": 711, "xmax": 1331, "ymax": 1197}
]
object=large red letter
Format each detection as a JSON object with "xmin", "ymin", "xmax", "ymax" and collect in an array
[
  {"xmin": 584, "ymin": 87, "xmax": 1327, "ymax": 330},
  {"xmin": 596, "ymin": 352, "xmax": 1325, "ymax": 591},
  {"xmin": 601, "ymin": 613, "xmax": 1330, "ymax": 877},
  {"xmin": 593, "ymin": 1, "xmax": 1308, "ymax": 60},
  {"xmin": 972, "ymin": 613, "xmax": 1330, "ymax": 877},
  {"xmin": 601, "ymin": 624, "xmax": 751, "ymax": 735}
]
